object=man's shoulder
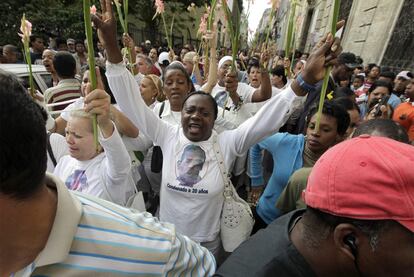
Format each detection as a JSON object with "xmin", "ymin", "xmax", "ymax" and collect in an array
[
  {"xmin": 57, "ymin": 78, "xmax": 81, "ymax": 88},
  {"xmin": 215, "ymin": 210, "xmax": 314, "ymax": 277},
  {"xmin": 37, "ymin": 192, "xmax": 178, "ymax": 274},
  {"xmin": 74, "ymin": 192, "xmax": 176, "ymax": 242},
  {"xmin": 46, "ymin": 79, "xmax": 80, "ymax": 93}
]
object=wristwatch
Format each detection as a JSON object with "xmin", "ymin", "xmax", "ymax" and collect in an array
[{"xmin": 296, "ymin": 73, "xmax": 317, "ymax": 93}]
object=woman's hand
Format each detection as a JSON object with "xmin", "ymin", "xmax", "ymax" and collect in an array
[
  {"xmin": 91, "ymin": 0, "xmax": 123, "ymax": 63},
  {"xmin": 365, "ymin": 103, "xmax": 392, "ymax": 120},
  {"xmin": 301, "ymin": 21, "xmax": 345, "ymax": 85},
  {"xmin": 83, "ymin": 68, "xmax": 114, "ymax": 138},
  {"xmin": 291, "ymin": 20, "xmax": 345, "ymax": 97},
  {"xmin": 122, "ymin": 33, "xmax": 135, "ymax": 49},
  {"xmin": 260, "ymin": 50, "xmax": 270, "ymax": 70}
]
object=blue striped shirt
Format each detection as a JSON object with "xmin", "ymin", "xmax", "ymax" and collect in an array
[{"xmin": 14, "ymin": 174, "xmax": 215, "ymax": 276}]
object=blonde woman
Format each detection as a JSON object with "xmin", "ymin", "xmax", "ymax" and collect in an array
[
  {"xmin": 139, "ymin": 74, "xmax": 164, "ymax": 108},
  {"xmin": 53, "ymin": 83, "xmax": 134, "ymax": 205}
]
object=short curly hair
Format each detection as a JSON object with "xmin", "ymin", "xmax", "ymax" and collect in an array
[{"xmin": 306, "ymin": 100, "xmax": 350, "ymax": 136}]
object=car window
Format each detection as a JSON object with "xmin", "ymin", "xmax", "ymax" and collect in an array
[
  {"xmin": 19, "ymin": 76, "xmax": 42, "ymax": 93},
  {"xmin": 40, "ymin": 73, "xmax": 53, "ymax": 88}
]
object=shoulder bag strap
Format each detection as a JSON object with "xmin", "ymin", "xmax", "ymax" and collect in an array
[
  {"xmin": 212, "ymin": 135, "xmax": 233, "ymax": 198},
  {"xmin": 159, "ymin": 101, "xmax": 165, "ymax": 118},
  {"xmin": 46, "ymin": 132, "xmax": 57, "ymax": 166}
]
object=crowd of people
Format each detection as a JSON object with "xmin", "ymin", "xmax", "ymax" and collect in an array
[{"xmin": 1, "ymin": 2, "xmax": 414, "ymax": 276}]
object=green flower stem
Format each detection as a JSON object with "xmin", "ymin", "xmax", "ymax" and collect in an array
[
  {"xmin": 315, "ymin": 68, "xmax": 331, "ymax": 131},
  {"xmin": 203, "ymin": 0, "xmax": 218, "ymax": 78},
  {"xmin": 264, "ymin": 8, "xmax": 275, "ymax": 49},
  {"xmin": 290, "ymin": 31, "xmax": 296, "ymax": 73},
  {"xmin": 114, "ymin": 0, "xmax": 134, "ymax": 74},
  {"xmin": 25, "ymin": 47, "xmax": 35, "ymax": 97},
  {"xmin": 114, "ymin": 1, "xmax": 126, "ymax": 32},
  {"xmin": 222, "ymin": 0, "xmax": 239, "ymax": 72},
  {"xmin": 315, "ymin": 0, "xmax": 340, "ymax": 132},
  {"xmin": 284, "ymin": 0, "xmax": 296, "ymax": 76},
  {"xmin": 83, "ymin": 0, "xmax": 99, "ymax": 151},
  {"xmin": 124, "ymin": 0, "xmax": 129, "ymax": 30},
  {"xmin": 207, "ymin": 0, "xmax": 218, "ymax": 30},
  {"xmin": 22, "ymin": 14, "xmax": 35, "ymax": 98},
  {"xmin": 161, "ymin": 14, "xmax": 172, "ymax": 50}
]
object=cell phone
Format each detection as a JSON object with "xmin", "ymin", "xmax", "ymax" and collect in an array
[{"xmin": 373, "ymin": 95, "xmax": 390, "ymax": 117}]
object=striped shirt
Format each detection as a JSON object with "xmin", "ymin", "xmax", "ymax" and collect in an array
[
  {"xmin": 44, "ymin": 78, "xmax": 81, "ymax": 112},
  {"xmin": 14, "ymin": 174, "xmax": 215, "ymax": 276}
]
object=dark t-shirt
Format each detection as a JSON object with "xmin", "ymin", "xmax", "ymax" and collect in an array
[
  {"xmin": 215, "ymin": 210, "xmax": 316, "ymax": 277},
  {"xmin": 30, "ymin": 52, "xmax": 43, "ymax": 64}
]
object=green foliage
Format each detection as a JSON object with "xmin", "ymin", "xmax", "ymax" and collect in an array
[
  {"xmin": 129, "ymin": 0, "xmax": 208, "ymax": 29},
  {"xmin": 128, "ymin": 0, "xmax": 208, "ymax": 44},
  {"xmin": 0, "ymin": 0, "xmax": 85, "ymax": 46},
  {"xmin": 0, "ymin": 0, "xmax": 210, "ymax": 47}
]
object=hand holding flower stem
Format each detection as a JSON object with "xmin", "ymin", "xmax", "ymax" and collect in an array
[
  {"xmin": 113, "ymin": 0, "xmax": 135, "ymax": 74},
  {"xmin": 84, "ymin": 0, "xmax": 99, "ymax": 151},
  {"xmin": 315, "ymin": 0, "xmax": 341, "ymax": 132}
]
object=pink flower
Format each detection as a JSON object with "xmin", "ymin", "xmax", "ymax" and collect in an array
[
  {"xmin": 268, "ymin": 0, "xmax": 280, "ymax": 10},
  {"xmin": 90, "ymin": 5, "xmax": 97, "ymax": 15},
  {"xmin": 18, "ymin": 14, "xmax": 32, "ymax": 43},
  {"xmin": 198, "ymin": 13, "xmax": 208, "ymax": 35},
  {"xmin": 154, "ymin": 0, "xmax": 165, "ymax": 15}
]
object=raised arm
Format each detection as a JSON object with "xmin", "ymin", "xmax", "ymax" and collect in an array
[
  {"xmin": 251, "ymin": 50, "xmax": 272, "ymax": 103},
  {"xmin": 222, "ymin": 32, "xmax": 343, "ymax": 155},
  {"xmin": 109, "ymin": 105, "xmax": 139, "ymax": 138},
  {"xmin": 200, "ymin": 30, "xmax": 218, "ymax": 94},
  {"xmin": 92, "ymin": 0, "xmax": 175, "ymax": 146},
  {"xmin": 84, "ymin": 86, "xmax": 131, "ymax": 205}
]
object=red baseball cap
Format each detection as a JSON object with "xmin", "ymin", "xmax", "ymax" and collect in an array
[{"xmin": 304, "ymin": 135, "xmax": 414, "ymax": 232}]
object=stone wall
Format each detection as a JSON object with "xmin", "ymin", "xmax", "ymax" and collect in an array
[
  {"xmin": 272, "ymin": 0, "xmax": 413, "ymax": 71},
  {"xmin": 341, "ymin": 0, "xmax": 404, "ymax": 65},
  {"xmin": 381, "ymin": 0, "xmax": 414, "ymax": 71}
]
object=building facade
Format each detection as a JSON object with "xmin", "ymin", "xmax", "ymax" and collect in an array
[{"xmin": 273, "ymin": 0, "xmax": 413, "ymax": 71}]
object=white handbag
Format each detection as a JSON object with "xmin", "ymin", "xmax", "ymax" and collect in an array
[
  {"xmin": 125, "ymin": 175, "xmax": 146, "ymax": 212},
  {"xmin": 101, "ymin": 173, "xmax": 146, "ymax": 212},
  {"xmin": 125, "ymin": 190, "xmax": 146, "ymax": 211},
  {"xmin": 213, "ymin": 136, "xmax": 254, "ymax": 252}
]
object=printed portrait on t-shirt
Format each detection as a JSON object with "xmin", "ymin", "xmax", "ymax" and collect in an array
[
  {"xmin": 214, "ymin": 91, "xmax": 228, "ymax": 108},
  {"xmin": 176, "ymin": 144, "xmax": 206, "ymax": 187},
  {"xmin": 65, "ymin": 169, "xmax": 87, "ymax": 191}
]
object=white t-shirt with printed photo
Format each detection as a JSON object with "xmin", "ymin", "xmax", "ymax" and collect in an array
[{"xmin": 106, "ymin": 62, "xmax": 301, "ymax": 242}]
